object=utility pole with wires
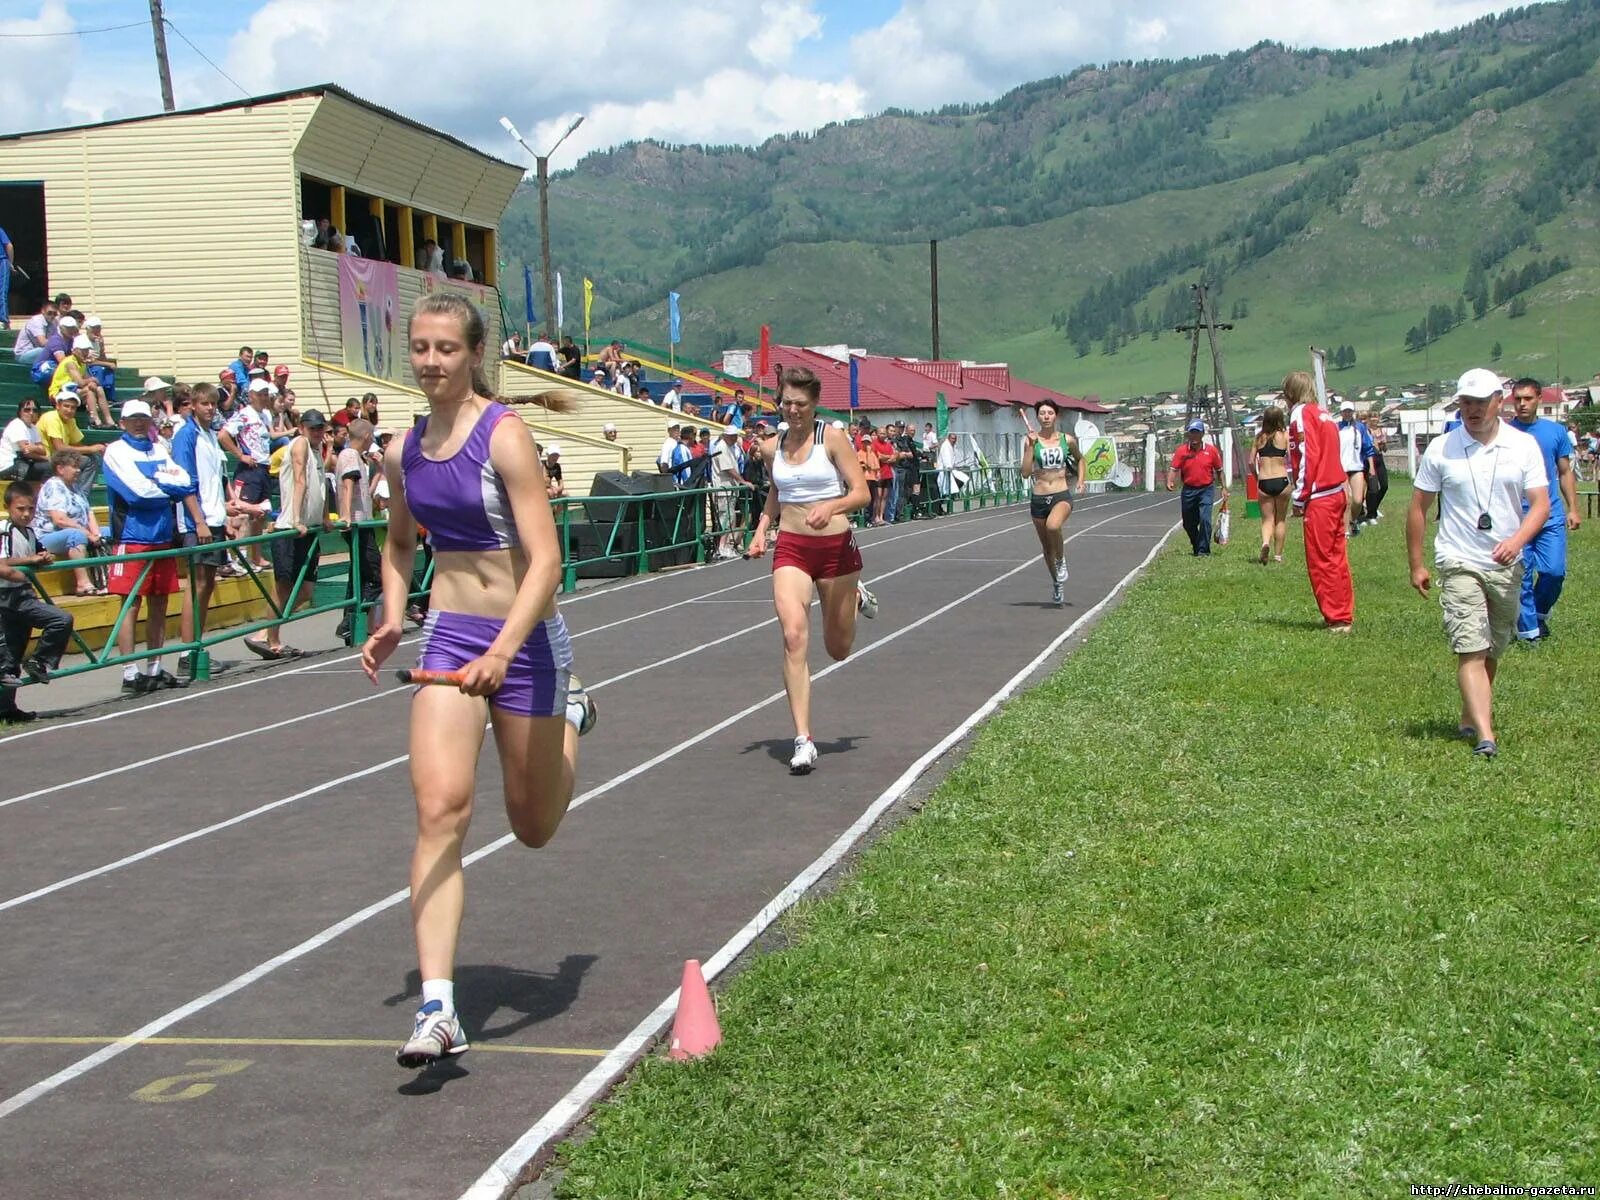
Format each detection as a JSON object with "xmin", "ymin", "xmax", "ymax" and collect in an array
[
  {"xmin": 1175, "ymin": 280, "xmax": 1239, "ymax": 474},
  {"xmin": 148, "ymin": 0, "xmax": 175, "ymax": 112}
]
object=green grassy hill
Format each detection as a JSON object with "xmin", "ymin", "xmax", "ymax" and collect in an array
[{"xmin": 500, "ymin": 0, "xmax": 1600, "ymax": 400}]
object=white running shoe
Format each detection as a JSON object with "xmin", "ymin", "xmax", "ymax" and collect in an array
[
  {"xmin": 789, "ymin": 736, "xmax": 819, "ymax": 774},
  {"xmin": 856, "ymin": 583, "xmax": 878, "ymax": 620},
  {"xmin": 1055, "ymin": 558, "xmax": 1068, "ymax": 585},
  {"xmin": 1051, "ymin": 578, "xmax": 1064, "ymax": 605},
  {"xmin": 566, "ymin": 675, "xmax": 598, "ymax": 736},
  {"xmin": 396, "ymin": 1000, "xmax": 469, "ymax": 1069}
]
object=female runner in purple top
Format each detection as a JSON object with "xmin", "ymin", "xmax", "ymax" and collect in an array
[{"xmin": 362, "ymin": 293, "xmax": 597, "ymax": 1068}]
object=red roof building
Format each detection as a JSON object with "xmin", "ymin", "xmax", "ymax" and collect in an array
[{"xmin": 717, "ymin": 344, "xmax": 1107, "ymax": 416}]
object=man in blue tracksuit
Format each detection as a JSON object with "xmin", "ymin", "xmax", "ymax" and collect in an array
[
  {"xmin": 103, "ymin": 399, "xmax": 193, "ymax": 693},
  {"xmin": 1506, "ymin": 377, "xmax": 1579, "ymax": 642}
]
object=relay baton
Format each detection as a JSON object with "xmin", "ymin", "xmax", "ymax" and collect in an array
[{"xmin": 395, "ymin": 668, "xmax": 465, "ymax": 687}]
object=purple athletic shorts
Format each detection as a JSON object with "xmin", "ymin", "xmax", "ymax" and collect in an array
[{"xmin": 418, "ymin": 610, "xmax": 573, "ymax": 717}]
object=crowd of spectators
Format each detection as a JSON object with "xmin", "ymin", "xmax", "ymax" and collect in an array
[{"xmin": 3, "ymin": 308, "xmax": 400, "ymax": 721}]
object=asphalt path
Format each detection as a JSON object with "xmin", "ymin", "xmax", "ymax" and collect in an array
[{"xmin": 0, "ymin": 491, "xmax": 1177, "ymax": 1200}]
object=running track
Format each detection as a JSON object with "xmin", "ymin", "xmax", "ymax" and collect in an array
[{"xmin": 0, "ymin": 492, "xmax": 1177, "ymax": 1200}]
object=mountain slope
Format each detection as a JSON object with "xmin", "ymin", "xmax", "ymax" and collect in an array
[{"xmin": 499, "ymin": 0, "xmax": 1600, "ymax": 396}]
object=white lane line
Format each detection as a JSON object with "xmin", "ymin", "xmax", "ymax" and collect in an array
[
  {"xmin": 0, "ymin": 499, "xmax": 1164, "ymax": 1120},
  {"xmin": 0, "ymin": 756, "xmax": 410, "ymax": 915},
  {"xmin": 0, "ymin": 507, "xmax": 1061, "ymax": 907},
  {"xmin": 455, "ymin": 519, "xmax": 1181, "ymax": 1200},
  {"xmin": 0, "ymin": 688, "xmax": 408, "ymax": 810},
  {"xmin": 0, "ymin": 505, "xmax": 1029, "ymax": 748}
]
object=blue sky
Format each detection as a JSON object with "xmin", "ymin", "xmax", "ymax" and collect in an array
[{"xmin": 2, "ymin": 0, "xmax": 1516, "ymax": 168}]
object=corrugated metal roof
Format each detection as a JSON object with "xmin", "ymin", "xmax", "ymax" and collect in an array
[{"xmin": 0, "ymin": 83, "xmax": 520, "ymax": 171}]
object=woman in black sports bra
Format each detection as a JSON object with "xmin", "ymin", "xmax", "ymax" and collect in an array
[
  {"xmin": 1250, "ymin": 404, "xmax": 1291, "ymax": 564},
  {"xmin": 1020, "ymin": 400, "xmax": 1084, "ymax": 606}
]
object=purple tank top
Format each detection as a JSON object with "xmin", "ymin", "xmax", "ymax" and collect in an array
[{"xmin": 401, "ymin": 402, "xmax": 521, "ymax": 552}]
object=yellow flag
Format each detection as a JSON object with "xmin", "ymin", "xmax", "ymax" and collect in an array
[{"xmin": 583, "ymin": 277, "xmax": 594, "ymax": 334}]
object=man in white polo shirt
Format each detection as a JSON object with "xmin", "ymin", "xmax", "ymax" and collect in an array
[{"xmin": 1407, "ymin": 368, "xmax": 1549, "ymax": 759}]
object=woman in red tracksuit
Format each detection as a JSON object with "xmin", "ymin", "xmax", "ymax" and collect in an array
[{"xmin": 1285, "ymin": 370, "xmax": 1354, "ymax": 631}]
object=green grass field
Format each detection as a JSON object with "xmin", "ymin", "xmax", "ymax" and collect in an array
[{"xmin": 552, "ymin": 483, "xmax": 1600, "ymax": 1198}]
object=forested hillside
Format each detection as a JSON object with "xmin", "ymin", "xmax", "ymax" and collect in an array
[{"xmin": 498, "ymin": 0, "xmax": 1600, "ymax": 397}]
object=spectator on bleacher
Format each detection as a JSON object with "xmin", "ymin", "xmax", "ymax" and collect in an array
[
  {"xmin": 12, "ymin": 298, "xmax": 57, "ymax": 367},
  {"xmin": 215, "ymin": 368, "xmax": 239, "ymax": 416},
  {"xmin": 544, "ymin": 444, "xmax": 565, "ymax": 499},
  {"xmin": 500, "ymin": 332, "xmax": 523, "ymax": 360},
  {"xmin": 418, "ymin": 238, "xmax": 445, "ymax": 275},
  {"xmin": 658, "ymin": 420, "xmax": 681, "ymax": 474},
  {"xmin": 37, "ymin": 389, "xmax": 104, "ymax": 497},
  {"xmin": 247, "ymin": 408, "xmax": 330, "ymax": 660},
  {"xmin": 220, "ymin": 378, "xmax": 275, "ymax": 570},
  {"xmin": 227, "ymin": 346, "xmax": 253, "ymax": 389},
  {"xmin": 31, "ymin": 452, "xmax": 103, "ymax": 595},
  {"xmin": 525, "ymin": 334, "xmax": 558, "ymax": 372},
  {"xmin": 254, "ymin": 351, "xmax": 271, "ymax": 377},
  {"xmin": 710, "ymin": 427, "xmax": 748, "ymax": 559},
  {"xmin": 273, "ymin": 362, "xmax": 291, "ymax": 391},
  {"xmin": 370, "ymin": 428, "xmax": 394, "ymax": 515},
  {"xmin": 726, "ymin": 389, "xmax": 747, "ymax": 427},
  {"xmin": 30, "ymin": 311, "xmax": 77, "ymax": 388},
  {"xmin": 559, "ymin": 336, "xmax": 582, "ymax": 379},
  {"xmin": 2, "ymin": 399, "xmax": 51, "ymax": 483},
  {"xmin": 671, "ymin": 425, "xmax": 696, "ymax": 487},
  {"xmin": 636, "ymin": 384, "xmax": 652, "ymax": 405},
  {"xmin": 599, "ymin": 340, "xmax": 623, "ymax": 373},
  {"xmin": 269, "ymin": 390, "xmax": 297, "ymax": 450},
  {"xmin": 610, "ymin": 367, "xmax": 633, "ymax": 398},
  {"xmin": 590, "ymin": 366, "xmax": 609, "ymax": 390},
  {"xmin": 48, "ymin": 335, "xmax": 112, "ymax": 427},
  {"xmin": 172, "ymin": 383, "xmax": 229, "ymax": 665},
  {"xmin": 602, "ymin": 422, "xmax": 618, "ymax": 442},
  {"xmin": 922, "ymin": 422, "xmax": 938, "ymax": 453},
  {"xmin": 695, "ymin": 427, "xmax": 713, "ymax": 460},
  {"xmin": 155, "ymin": 411, "xmax": 179, "ymax": 455},
  {"xmin": 81, "ymin": 315, "xmax": 119, "ymax": 408},
  {"xmin": 1, "ymin": 481, "xmax": 75, "ymax": 715},
  {"xmin": 330, "ymin": 397, "xmax": 360, "ymax": 430},
  {"xmin": 360, "ymin": 393, "xmax": 380, "ymax": 425},
  {"xmin": 661, "ymin": 381, "xmax": 682, "ymax": 411},
  {"xmin": 104, "ymin": 398, "xmax": 192, "ymax": 693},
  {"xmin": 141, "ymin": 376, "xmax": 174, "ymax": 419},
  {"xmin": 334, "ymin": 418, "xmax": 381, "ymax": 647}
]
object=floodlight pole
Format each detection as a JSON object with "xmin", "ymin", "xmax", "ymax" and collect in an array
[
  {"xmin": 501, "ymin": 115, "xmax": 584, "ymax": 342},
  {"xmin": 148, "ymin": 0, "xmax": 175, "ymax": 112}
]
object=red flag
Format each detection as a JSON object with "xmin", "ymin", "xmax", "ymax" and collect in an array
[{"xmin": 758, "ymin": 324, "xmax": 771, "ymax": 380}]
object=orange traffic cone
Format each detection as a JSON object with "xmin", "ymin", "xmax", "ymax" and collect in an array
[{"xmin": 667, "ymin": 959, "xmax": 721, "ymax": 1060}]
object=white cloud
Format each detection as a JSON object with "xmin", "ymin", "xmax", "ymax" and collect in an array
[
  {"xmin": 849, "ymin": 0, "xmax": 1511, "ymax": 111},
  {"xmin": 1, "ymin": 0, "xmax": 1521, "ymax": 160},
  {"xmin": 748, "ymin": 0, "xmax": 825, "ymax": 68}
]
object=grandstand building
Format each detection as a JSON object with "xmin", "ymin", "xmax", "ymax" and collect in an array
[{"xmin": 0, "ymin": 84, "xmax": 519, "ymax": 415}]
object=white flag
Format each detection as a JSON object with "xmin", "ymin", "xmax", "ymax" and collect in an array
[{"xmin": 556, "ymin": 272, "xmax": 565, "ymax": 335}]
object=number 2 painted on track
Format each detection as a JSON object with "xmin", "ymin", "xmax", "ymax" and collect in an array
[{"xmin": 132, "ymin": 1058, "xmax": 252, "ymax": 1103}]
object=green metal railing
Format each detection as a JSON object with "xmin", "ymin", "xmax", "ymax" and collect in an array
[{"xmin": 12, "ymin": 473, "xmax": 1032, "ymax": 691}]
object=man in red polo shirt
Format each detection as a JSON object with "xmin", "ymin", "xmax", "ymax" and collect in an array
[{"xmin": 1166, "ymin": 419, "xmax": 1225, "ymax": 555}]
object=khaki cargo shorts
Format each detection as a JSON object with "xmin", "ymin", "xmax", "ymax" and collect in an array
[{"xmin": 1439, "ymin": 560, "xmax": 1522, "ymax": 658}]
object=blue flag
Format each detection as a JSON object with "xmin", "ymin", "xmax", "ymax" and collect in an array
[
  {"xmin": 524, "ymin": 265, "xmax": 537, "ymax": 328},
  {"xmin": 849, "ymin": 355, "xmax": 859, "ymax": 409},
  {"xmin": 668, "ymin": 291, "xmax": 682, "ymax": 345}
]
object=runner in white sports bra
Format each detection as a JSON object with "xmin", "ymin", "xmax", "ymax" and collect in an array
[
  {"xmin": 1019, "ymin": 399, "xmax": 1085, "ymax": 606},
  {"xmin": 746, "ymin": 366, "xmax": 874, "ymax": 775}
]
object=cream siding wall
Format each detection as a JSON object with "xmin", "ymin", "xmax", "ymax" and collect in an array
[
  {"xmin": 293, "ymin": 94, "xmax": 520, "ymax": 229},
  {"xmin": 0, "ymin": 96, "xmax": 318, "ymax": 381}
]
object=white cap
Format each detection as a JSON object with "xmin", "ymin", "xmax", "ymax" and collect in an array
[
  {"xmin": 1339, "ymin": 399, "xmax": 1355, "ymax": 411},
  {"xmin": 85, "ymin": 315, "xmax": 102, "ymax": 328},
  {"xmin": 545, "ymin": 443, "xmax": 561, "ymax": 456},
  {"xmin": 667, "ymin": 420, "xmax": 680, "ymax": 431},
  {"xmin": 722, "ymin": 426, "xmax": 739, "ymax": 436},
  {"xmin": 120, "ymin": 399, "xmax": 153, "ymax": 420},
  {"xmin": 248, "ymin": 366, "xmax": 267, "ymax": 377},
  {"xmin": 373, "ymin": 426, "xmax": 393, "ymax": 440},
  {"xmin": 1455, "ymin": 367, "xmax": 1503, "ymax": 400},
  {"xmin": 143, "ymin": 376, "xmax": 171, "ymax": 393},
  {"xmin": 602, "ymin": 422, "xmax": 617, "ymax": 433},
  {"xmin": 248, "ymin": 378, "xmax": 271, "ymax": 393},
  {"xmin": 58, "ymin": 315, "xmax": 79, "ymax": 329},
  {"xmin": 56, "ymin": 384, "xmax": 79, "ymax": 399},
  {"xmin": 71, "ymin": 334, "xmax": 93, "ymax": 351}
]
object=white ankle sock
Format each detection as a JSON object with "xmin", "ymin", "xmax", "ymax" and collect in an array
[
  {"xmin": 421, "ymin": 978, "xmax": 454, "ymax": 1013},
  {"xmin": 143, "ymin": 656, "xmax": 163, "ymax": 676}
]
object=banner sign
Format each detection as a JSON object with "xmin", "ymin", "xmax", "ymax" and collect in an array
[{"xmin": 338, "ymin": 255, "xmax": 400, "ymax": 381}]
